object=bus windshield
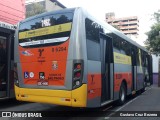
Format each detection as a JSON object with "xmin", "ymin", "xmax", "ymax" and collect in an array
[{"xmin": 19, "ymin": 12, "xmax": 73, "ymax": 47}]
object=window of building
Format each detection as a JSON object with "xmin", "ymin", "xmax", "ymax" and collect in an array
[
  {"xmin": 113, "ymin": 21, "xmax": 118, "ymax": 23},
  {"xmin": 129, "ymin": 28, "xmax": 137, "ymax": 30},
  {"xmin": 129, "ymin": 19, "xmax": 137, "ymax": 21},
  {"xmin": 122, "ymin": 20, "xmax": 128, "ymax": 22},
  {"xmin": 129, "ymin": 23, "xmax": 137, "ymax": 26},
  {"xmin": 122, "ymin": 24, "xmax": 128, "ymax": 26}
]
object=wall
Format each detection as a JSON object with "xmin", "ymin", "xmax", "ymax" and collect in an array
[
  {"xmin": 0, "ymin": 0, "xmax": 25, "ymax": 24},
  {"xmin": 152, "ymin": 55, "xmax": 160, "ymax": 85},
  {"xmin": 152, "ymin": 55, "xmax": 160, "ymax": 73}
]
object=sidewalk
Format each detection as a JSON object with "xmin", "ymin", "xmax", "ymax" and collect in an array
[{"xmin": 109, "ymin": 85, "xmax": 160, "ymax": 120}]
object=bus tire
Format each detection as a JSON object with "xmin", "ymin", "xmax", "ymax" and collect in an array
[
  {"xmin": 141, "ymin": 87, "xmax": 145, "ymax": 93},
  {"xmin": 117, "ymin": 83, "xmax": 126, "ymax": 105},
  {"xmin": 140, "ymin": 82, "xmax": 146, "ymax": 93}
]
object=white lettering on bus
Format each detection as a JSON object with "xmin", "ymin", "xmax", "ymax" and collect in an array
[{"xmin": 41, "ymin": 19, "xmax": 51, "ymax": 27}]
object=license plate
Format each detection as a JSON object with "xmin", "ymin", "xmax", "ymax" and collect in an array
[{"xmin": 37, "ymin": 81, "xmax": 48, "ymax": 86}]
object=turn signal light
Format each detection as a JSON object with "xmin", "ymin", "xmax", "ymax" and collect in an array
[
  {"xmin": 75, "ymin": 72, "xmax": 81, "ymax": 78},
  {"xmin": 76, "ymin": 64, "xmax": 81, "ymax": 69}
]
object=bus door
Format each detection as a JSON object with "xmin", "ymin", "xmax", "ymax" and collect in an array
[
  {"xmin": 0, "ymin": 36, "xmax": 7, "ymax": 98},
  {"xmin": 131, "ymin": 47, "xmax": 136, "ymax": 91},
  {"xmin": 100, "ymin": 33, "xmax": 113, "ymax": 103},
  {"xmin": 146, "ymin": 55, "xmax": 153, "ymax": 85}
]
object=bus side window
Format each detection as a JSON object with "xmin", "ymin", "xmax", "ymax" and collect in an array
[
  {"xmin": 113, "ymin": 39, "xmax": 120, "ymax": 52},
  {"xmin": 141, "ymin": 50, "xmax": 145, "ymax": 67},
  {"xmin": 136, "ymin": 48, "xmax": 140, "ymax": 66},
  {"xmin": 120, "ymin": 40, "xmax": 126, "ymax": 54},
  {"xmin": 121, "ymin": 41, "xmax": 131, "ymax": 56},
  {"xmin": 110, "ymin": 33, "xmax": 120, "ymax": 52},
  {"xmin": 85, "ymin": 18, "xmax": 101, "ymax": 61},
  {"xmin": 131, "ymin": 45, "xmax": 137, "ymax": 66}
]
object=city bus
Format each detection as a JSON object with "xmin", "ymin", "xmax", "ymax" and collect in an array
[
  {"xmin": 0, "ymin": 21, "xmax": 15, "ymax": 99},
  {"xmin": 14, "ymin": 8, "xmax": 152, "ymax": 107}
]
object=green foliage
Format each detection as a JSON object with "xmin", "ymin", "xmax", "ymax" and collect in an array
[
  {"xmin": 153, "ymin": 9, "xmax": 160, "ymax": 23},
  {"xmin": 26, "ymin": 3, "xmax": 46, "ymax": 18},
  {"xmin": 145, "ymin": 10, "xmax": 160, "ymax": 55}
]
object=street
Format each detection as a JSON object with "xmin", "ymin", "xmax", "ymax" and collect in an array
[{"xmin": 0, "ymin": 86, "xmax": 160, "ymax": 120}]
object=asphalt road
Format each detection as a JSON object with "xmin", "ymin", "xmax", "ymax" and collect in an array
[
  {"xmin": 0, "ymin": 85, "xmax": 159, "ymax": 120},
  {"xmin": 102, "ymin": 85, "xmax": 160, "ymax": 120}
]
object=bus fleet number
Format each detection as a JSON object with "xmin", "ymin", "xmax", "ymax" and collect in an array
[{"xmin": 52, "ymin": 47, "xmax": 66, "ymax": 52}]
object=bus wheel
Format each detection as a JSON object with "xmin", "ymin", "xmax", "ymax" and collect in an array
[
  {"xmin": 117, "ymin": 83, "xmax": 126, "ymax": 105},
  {"xmin": 141, "ymin": 87, "xmax": 145, "ymax": 93}
]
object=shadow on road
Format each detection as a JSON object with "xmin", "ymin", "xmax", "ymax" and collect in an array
[{"xmin": 0, "ymin": 98, "xmax": 30, "ymax": 110}]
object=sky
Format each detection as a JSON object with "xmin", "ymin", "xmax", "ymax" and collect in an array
[{"xmin": 58, "ymin": 0, "xmax": 159, "ymax": 46}]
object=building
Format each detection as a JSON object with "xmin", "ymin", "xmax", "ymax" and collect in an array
[
  {"xmin": 0, "ymin": 0, "xmax": 25, "ymax": 24},
  {"xmin": 46, "ymin": 0, "xmax": 66, "ymax": 12},
  {"xmin": 152, "ymin": 55, "xmax": 160, "ymax": 85},
  {"xmin": 25, "ymin": 0, "xmax": 66, "ymax": 17},
  {"xmin": 106, "ymin": 13, "xmax": 139, "ymax": 38}
]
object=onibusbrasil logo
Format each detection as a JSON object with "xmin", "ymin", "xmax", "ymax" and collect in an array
[{"xmin": 1, "ymin": 112, "xmax": 42, "ymax": 118}]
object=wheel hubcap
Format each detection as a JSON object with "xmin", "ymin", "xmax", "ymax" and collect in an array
[{"xmin": 121, "ymin": 87, "xmax": 125, "ymax": 101}]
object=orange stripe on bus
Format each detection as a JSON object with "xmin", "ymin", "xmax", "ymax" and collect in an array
[
  {"xmin": 19, "ymin": 39, "xmax": 69, "ymax": 86},
  {"xmin": 114, "ymin": 72, "xmax": 132, "ymax": 92},
  {"xmin": 87, "ymin": 74, "xmax": 101, "ymax": 100}
]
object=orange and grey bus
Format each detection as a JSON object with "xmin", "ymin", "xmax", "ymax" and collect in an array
[
  {"xmin": 14, "ymin": 8, "xmax": 152, "ymax": 107},
  {"xmin": 0, "ymin": 21, "xmax": 15, "ymax": 99}
]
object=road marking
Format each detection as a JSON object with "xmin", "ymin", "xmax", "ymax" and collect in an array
[
  {"xmin": 104, "ymin": 97, "xmax": 138, "ymax": 119},
  {"xmin": 103, "ymin": 106, "xmax": 113, "ymax": 111},
  {"xmin": 104, "ymin": 87, "xmax": 152, "ymax": 120}
]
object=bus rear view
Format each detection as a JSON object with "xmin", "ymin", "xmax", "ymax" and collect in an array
[{"xmin": 14, "ymin": 8, "xmax": 87, "ymax": 107}]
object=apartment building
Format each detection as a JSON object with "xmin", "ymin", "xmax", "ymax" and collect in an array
[{"xmin": 106, "ymin": 13, "xmax": 139, "ymax": 38}]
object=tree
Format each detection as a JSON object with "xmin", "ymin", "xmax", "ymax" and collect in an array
[
  {"xmin": 26, "ymin": 3, "xmax": 46, "ymax": 18},
  {"xmin": 145, "ymin": 10, "xmax": 160, "ymax": 55},
  {"xmin": 153, "ymin": 9, "xmax": 160, "ymax": 23}
]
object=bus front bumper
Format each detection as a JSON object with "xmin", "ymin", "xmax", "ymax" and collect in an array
[{"xmin": 14, "ymin": 84, "xmax": 87, "ymax": 107}]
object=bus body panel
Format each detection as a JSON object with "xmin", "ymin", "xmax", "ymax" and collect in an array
[
  {"xmin": 113, "ymin": 51, "xmax": 132, "ymax": 100},
  {"xmin": 136, "ymin": 66, "xmax": 145, "ymax": 90},
  {"xmin": 18, "ymin": 40, "xmax": 69, "ymax": 87},
  {"xmin": 15, "ymin": 84, "xmax": 87, "ymax": 107},
  {"xmin": 69, "ymin": 8, "xmax": 88, "ymax": 83},
  {"xmin": 87, "ymin": 60, "xmax": 101, "ymax": 107},
  {"xmin": 69, "ymin": 8, "xmax": 90, "ymax": 107}
]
